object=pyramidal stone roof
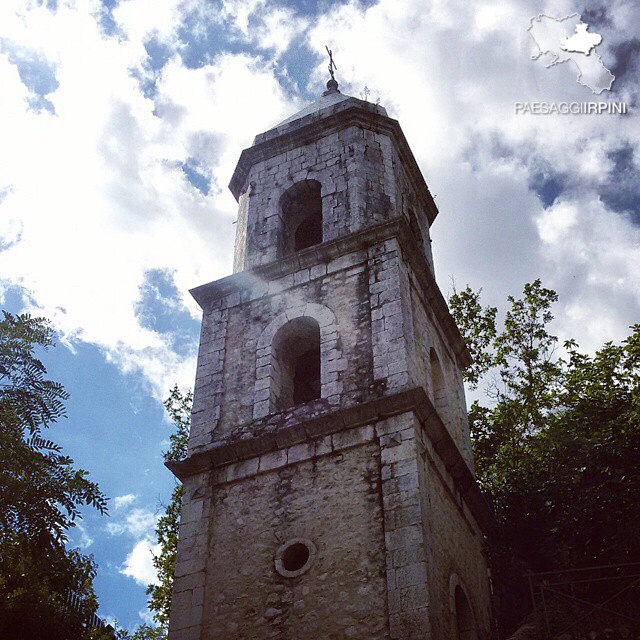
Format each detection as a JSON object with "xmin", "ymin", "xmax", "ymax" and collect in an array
[
  {"xmin": 250, "ymin": 82, "xmax": 389, "ymax": 148},
  {"xmin": 229, "ymin": 80, "xmax": 438, "ymax": 227},
  {"xmin": 275, "ymin": 88, "xmax": 388, "ymax": 128}
]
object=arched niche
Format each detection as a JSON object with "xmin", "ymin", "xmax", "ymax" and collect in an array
[
  {"xmin": 454, "ymin": 585, "xmax": 477, "ymax": 640},
  {"xmin": 272, "ymin": 316, "xmax": 321, "ymax": 410},
  {"xmin": 279, "ymin": 180, "xmax": 322, "ymax": 256},
  {"xmin": 449, "ymin": 574, "xmax": 478, "ymax": 640},
  {"xmin": 253, "ymin": 303, "xmax": 341, "ymax": 419}
]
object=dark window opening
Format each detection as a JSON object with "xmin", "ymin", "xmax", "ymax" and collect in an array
[
  {"xmin": 454, "ymin": 585, "xmax": 477, "ymax": 640},
  {"xmin": 272, "ymin": 317, "xmax": 321, "ymax": 411},
  {"xmin": 274, "ymin": 538, "xmax": 317, "ymax": 577},
  {"xmin": 281, "ymin": 543, "xmax": 310, "ymax": 572},
  {"xmin": 294, "ymin": 214, "xmax": 322, "ymax": 251},
  {"xmin": 279, "ymin": 180, "xmax": 322, "ymax": 256},
  {"xmin": 293, "ymin": 348, "xmax": 321, "ymax": 405}
]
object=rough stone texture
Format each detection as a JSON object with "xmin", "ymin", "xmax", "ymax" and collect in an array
[
  {"xmin": 404, "ymin": 256, "xmax": 474, "ymax": 468},
  {"xmin": 234, "ymin": 122, "xmax": 434, "ymax": 274},
  {"xmin": 202, "ymin": 442, "xmax": 388, "ymax": 640},
  {"xmin": 169, "ymin": 91, "xmax": 494, "ymax": 640},
  {"xmin": 170, "ymin": 411, "xmax": 492, "ymax": 639},
  {"xmin": 188, "ymin": 231, "xmax": 471, "ymax": 465},
  {"xmin": 377, "ymin": 410, "xmax": 492, "ymax": 639},
  {"xmin": 416, "ymin": 416, "xmax": 493, "ymax": 639}
]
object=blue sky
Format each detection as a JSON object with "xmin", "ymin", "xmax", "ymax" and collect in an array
[{"xmin": 1, "ymin": 0, "xmax": 638, "ymax": 631}]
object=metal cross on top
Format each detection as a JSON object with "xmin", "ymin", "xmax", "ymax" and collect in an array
[{"xmin": 326, "ymin": 46, "xmax": 337, "ymax": 80}]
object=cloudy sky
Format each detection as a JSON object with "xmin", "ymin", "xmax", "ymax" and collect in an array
[{"xmin": 1, "ymin": 0, "xmax": 638, "ymax": 630}]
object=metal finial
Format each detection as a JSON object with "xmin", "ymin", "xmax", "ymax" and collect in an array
[
  {"xmin": 326, "ymin": 45, "xmax": 337, "ymax": 80},
  {"xmin": 324, "ymin": 45, "xmax": 339, "ymax": 95}
]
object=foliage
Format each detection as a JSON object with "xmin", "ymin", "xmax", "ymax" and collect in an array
[
  {"xmin": 448, "ymin": 285, "xmax": 497, "ymax": 386},
  {"xmin": 541, "ymin": 333, "xmax": 640, "ymax": 567},
  {"xmin": 113, "ymin": 624, "xmax": 166, "ymax": 640},
  {"xmin": 450, "ymin": 283, "xmax": 640, "ymax": 571},
  {"xmin": 161, "ymin": 384, "xmax": 191, "ymax": 464},
  {"xmin": 119, "ymin": 385, "xmax": 192, "ymax": 640},
  {"xmin": 147, "ymin": 386, "xmax": 191, "ymax": 630},
  {"xmin": 0, "ymin": 311, "xmax": 108, "ymax": 639}
]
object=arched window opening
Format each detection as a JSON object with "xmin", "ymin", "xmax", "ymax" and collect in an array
[
  {"xmin": 454, "ymin": 585, "xmax": 477, "ymax": 640},
  {"xmin": 272, "ymin": 317, "xmax": 321, "ymax": 411},
  {"xmin": 279, "ymin": 180, "xmax": 322, "ymax": 256},
  {"xmin": 294, "ymin": 214, "xmax": 322, "ymax": 252},
  {"xmin": 430, "ymin": 348, "xmax": 448, "ymax": 419},
  {"xmin": 293, "ymin": 347, "xmax": 321, "ymax": 405}
]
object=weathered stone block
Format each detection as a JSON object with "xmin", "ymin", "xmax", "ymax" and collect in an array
[
  {"xmin": 385, "ymin": 525, "xmax": 424, "ymax": 551},
  {"xmin": 258, "ymin": 448, "xmax": 288, "ymax": 471},
  {"xmin": 396, "ymin": 562, "xmax": 427, "ymax": 588},
  {"xmin": 226, "ymin": 457, "xmax": 259, "ymax": 482}
]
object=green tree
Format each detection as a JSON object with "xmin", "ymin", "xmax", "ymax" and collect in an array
[
  {"xmin": 538, "ymin": 331, "xmax": 640, "ymax": 567},
  {"xmin": 450, "ymin": 281, "xmax": 562, "ymax": 501},
  {"xmin": 0, "ymin": 311, "xmax": 108, "ymax": 640},
  {"xmin": 147, "ymin": 385, "xmax": 191, "ymax": 632},
  {"xmin": 118, "ymin": 386, "xmax": 191, "ymax": 640},
  {"xmin": 448, "ymin": 285, "xmax": 497, "ymax": 386},
  {"xmin": 450, "ymin": 284, "xmax": 640, "ymax": 569},
  {"xmin": 451, "ymin": 284, "xmax": 640, "ymax": 631}
]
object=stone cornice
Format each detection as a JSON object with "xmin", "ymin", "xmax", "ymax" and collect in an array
[
  {"xmin": 167, "ymin": 387, "xmax": 495, "ymax": 536},
  {"xmin": 189, "ymin": 216, "xmax": 471, "ymax": 368},
  {"xmin": 229, "ymin": 102, "xmax": 439, "ymax": 226}
]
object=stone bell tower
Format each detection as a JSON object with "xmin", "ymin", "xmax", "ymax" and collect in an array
[{"xmin": 167, "ymin": 71, "xmax": 494, "ymax": 640}]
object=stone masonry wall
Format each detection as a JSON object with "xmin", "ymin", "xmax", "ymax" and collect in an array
[
  {"xmin": 217, "ymin": 249, "xmax": 372, "ymax": 434},
  {"xmin": 385, "ymin": 136, "xmax": 434, "ymax": 276},
  {"xmin": 239, "ymin": 125, "xmax": 386, "ymax": 270},
  {"xmin": 170, "ymin": 409, "xmax": 492, "ymax": 640},
  {"xmin": 417, "ymin": 426, "xmax": 493, "ymax": 638},
  {"xmin": 198, "ymin": 435, "xmax": 387, "ymax": 640},
  {"xmin": 404, "ymin": 256, "xmax": 474, "ymax": 468},
  {"xmin": 379, "ymin": 410, "xmax": 492, "ymax": 639},
  {"xmin": 175, "ymin": 98, "xmax": 492, "ymax": 640},
  {"xmin": 189, "ymin": 238, "xmax": 401, "ymax": 453},
  {"xmin": 188, "ymin": 232, "xmax": 468, "ymax": 464},
  {"xmin": 236, "ymin": 125, "xmax": 433, "ymax": 272}
]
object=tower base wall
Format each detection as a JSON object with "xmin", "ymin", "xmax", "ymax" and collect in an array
[{"xmin": 168, "ymin": 396, "xmax": 493, "ymax": 640}]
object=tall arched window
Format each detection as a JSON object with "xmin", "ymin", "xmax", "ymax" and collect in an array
[
  {"xmin": 454, "ymin": 585, "xmax": 477, "ymax": 640},
  {"xmin": 430, "ymin": 348, "xmax": 448, "ymax": 420},
  {"xmin": 279, "ymin": 180, "xmax": 322, "ymax": 256},
  {"xmin": 271, "ymin": 316, "xmax": 321, "ymax": 411}
]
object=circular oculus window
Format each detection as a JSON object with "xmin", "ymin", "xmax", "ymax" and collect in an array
[{"xmin": 274, "ymin": 538, "xmax": 317, "ymax": 578}]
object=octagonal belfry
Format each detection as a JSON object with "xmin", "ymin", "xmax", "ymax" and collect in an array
[{"xmin": 167, "ymin": 77, "xmax": 495, "ymax": 640}]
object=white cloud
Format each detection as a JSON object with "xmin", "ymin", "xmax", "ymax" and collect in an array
[
  {"xmin": 254, "ymin": 7, "xmax": 307, "ymax": 54},
  {"xmin": 138, "ymin": 607, "xmax": 155, "ymax": 625},
  {"xmin": 0, "ymin": 0, "xmax": 638, "ymax": 403},
  {"xmin": 113, "ymin": 493, "xmax": 138, "ymax": 510},
  {"xmin": 74, "ymin": 522, "xmax": 94, "ymax": 550},
  {"xmin": 536, "ymin": 196, "xmax": 640, "ymax": 351},
  {"xmin": 107, "ymin": 507, "xmax": 158, "ymax": 538},
  {"xmin": 217, "ymin": 0, "xmax": 308, "ymax": 52},
  {"xmin": 113, "ymin": 0, "xmax": 185, "ymax": 43},
  {"xmin": 120, "ymin": 536, "xmax": 160, "ymax": 586},
  {"xmin": 109, "ymin": 497, "xmax": 161, "ymax": 586},
  {"xmin": 0, "ymin": 0, "xmax": 297, "ymax": 398},
  {"xmin": 307, "ymin": 0, "xmax": 640, "ymax": 353}
]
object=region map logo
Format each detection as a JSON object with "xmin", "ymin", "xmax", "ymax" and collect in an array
[
  {"xmin": 528, "ymin": 13, "xmax": 614, "ymax": 94},
  {"xmin": 515, "ymin": 13, "xmax": 627, "ymax": 115}
]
